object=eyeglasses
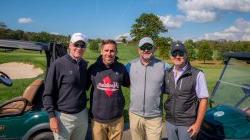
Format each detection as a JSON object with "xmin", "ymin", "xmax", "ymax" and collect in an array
[
  {"xmin": 139, "ymin": 45, "xmax": 153, "ymax": 51},
  {"xmin": 171, "ymin": 51, "xmax": 185, "ymax": 57},
  {"xmin": 74, "ymin": 42, "xmax": 86, "ymax": 48}
]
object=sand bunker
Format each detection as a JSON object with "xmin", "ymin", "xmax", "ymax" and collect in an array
[{"xmin": 0, "ymin": 62, "xmax": 43, "ymax": 79}]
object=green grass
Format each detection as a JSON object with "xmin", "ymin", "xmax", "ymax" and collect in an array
[
  {"xmin": 195, "ymin": 63, "xmax": 223, "ymax": 92},
  {"xmin": 0, "ymin": 44, "xmax": 223, "ymax": 122},
  {"xmin": 0, "ymin": 78, "xmax": 37, "ymax": 104}
]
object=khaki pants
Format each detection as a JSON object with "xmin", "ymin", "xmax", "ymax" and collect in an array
[
  {"xmin": 92, "ymin": 116, "xmax": 124, "ymax": 140},
  {"xmin": 53, "ymin": 108, "xmax": 88, "ymax": 140},
  {"xmin": 129, "ymin": 112, "xmax": 162, "ymax": 140}
]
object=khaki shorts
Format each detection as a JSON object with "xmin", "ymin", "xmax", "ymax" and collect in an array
[
  {"xmin": 92, "ymin": 116, "xmax": 124, "ymax": 140},
  {"xmin": 129, "ymin": 112, "xmax": 162, "ymax": 140}
]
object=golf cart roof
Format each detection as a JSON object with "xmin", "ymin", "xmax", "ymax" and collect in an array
[
  {"xmin": 224, "ymin": 52, "xmax": 250, "ymax": 61},
  {"xmin": 0, "ymin": 39, "xmax": 48, "ymax": 51}
]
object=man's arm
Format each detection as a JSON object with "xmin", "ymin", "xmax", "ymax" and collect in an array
[
  {"xmin": 188, "ymin": 71, "xmax": 209, "ymax": 137},
  {"xmin": 163, "ymin": 62, "xmax": 173, "ymax": 94},
  {"xmin": 188, "ymin": 98, "xmax": 208, "ymax": 137},
  {"xmin": 43, "ymin": 63, "xmax": 58, "ymax": 118},
  {"xmin": 43, "ymin": 62, "xmax": 60, "ymax": 133},
  {"xmin": 123, "ymin": 63, "xmax": 131, "ymax": 87}
]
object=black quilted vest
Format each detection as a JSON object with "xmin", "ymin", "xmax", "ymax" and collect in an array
[{"xmin": 164, "ymin": 62, "xmax": 200, "ymax": 126}]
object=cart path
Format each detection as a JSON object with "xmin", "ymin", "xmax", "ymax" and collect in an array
[{"xmin": 0, "ymin": 62, "xmax": 43, "ymax": 79}]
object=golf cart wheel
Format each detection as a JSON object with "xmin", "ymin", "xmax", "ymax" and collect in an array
[{"xmin": 31, "ymin": 131, "xmax": 54, "ymax": 140}]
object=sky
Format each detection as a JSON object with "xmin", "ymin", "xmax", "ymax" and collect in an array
[{"xmin": 1, "ymin": 0, "xmax": 250, "ymax": 41}]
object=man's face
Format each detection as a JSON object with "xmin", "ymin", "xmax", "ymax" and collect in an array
[
  {"xmin": 138, "ymin": 44, "xmax": 155, "ymax": 61},
  {"xmin": 101, "ymin": 43, "xmax": 117, "ymax": 65},
  {"xmin": 69, "ymin": 41, "xmax": 86, "ymax": 60},
  {"xmin": 170, "ymin": 50, "xmax": 186, "ymax": 67}
]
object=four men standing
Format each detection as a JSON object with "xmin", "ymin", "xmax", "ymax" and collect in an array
[{"xmin": 43, "ymin": 34, "xmax": 209, "ymax": 140}]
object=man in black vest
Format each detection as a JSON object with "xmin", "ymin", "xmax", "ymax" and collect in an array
[{"xmin": 164, "ymin": 42, "xmax": 209, "ymax": 140}]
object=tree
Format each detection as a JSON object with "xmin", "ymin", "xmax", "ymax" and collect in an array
[
  {"xmin": 184, "ymin": 39, "xmax": 196, "ymax": 61},
  {"xmin": 155, "ymin": 37, "xmax": 172, "ymax": 60},
  {"xmin": 89, "ymin": 40, "xmax": 99, "ymax": 52},
  {"xmin": 31, "ymin": 31, "xmax": 51, "ymax": 43},
  {"xmin": 197, "ymin": 41, "xmax": 213, "ymax": 64},
  {"xmin": 119, "ymin": 36, "xmax": 128, "ymax": 44},
  {"xmin": 130, "ymin": 13, "xmax": 167, "ymax": 41},
  {"xmin": 122, "ymin": 38, "xmax": 127, "ymax": 44}
]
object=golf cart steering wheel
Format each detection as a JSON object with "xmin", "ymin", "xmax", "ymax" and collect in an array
[{"xmin": 0, "ymin": 71, "xmax": 12, "ymax": 86}]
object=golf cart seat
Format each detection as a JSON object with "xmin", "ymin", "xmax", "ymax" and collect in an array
[
  {"xmin": 0, "ymin": 79, "xmax": 44, "ymax": 117},
  {"xmin": 22, "ymin": 79, "xmax": 44, "ymax": 105}
]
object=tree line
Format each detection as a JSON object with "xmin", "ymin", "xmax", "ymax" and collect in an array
[
  {"xmin": 130, "ymin": 13, "xmax": 250, "ymax": 63},
  {"xmin": 0, "ymin": 25, "xmax": 69, "ymax": 47}
]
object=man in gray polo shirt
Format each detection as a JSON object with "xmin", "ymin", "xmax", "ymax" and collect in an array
[
  {"xmin": 164, "ymin": 42, "xmax": 209, "ymax": 140},
  {"xmin": 126, "ymin": 37, "xmax": 168, "ymax": 140}
]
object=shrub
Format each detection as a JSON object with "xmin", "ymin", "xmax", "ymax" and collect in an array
[{"xmin": 88, "ymin": 40, "xmax": 99, "ymax": 52}]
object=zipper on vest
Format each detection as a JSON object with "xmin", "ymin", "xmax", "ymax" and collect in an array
[
  {"xmin": 173, "ymin": 84, "xmax": 176, "ymax": 123},
  {"xmin": 173, "ymin": 74, "xmax": 180, "ymax": 123},
  {"xmin": 143, "ymin": 66, "xmax": 147, "ymax": 116}
]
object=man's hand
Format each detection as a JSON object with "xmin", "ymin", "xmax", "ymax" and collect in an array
[
  {"xmin": 187, "ymin": 123, "xmax": 200, "ymax": 137},
  {"xmin": 50, "ymin": 117, "xmax": 59, "ymax": 133},
  {"xmin": 188, "ymin": 98, "xmax": 208, "ymax": 137}
]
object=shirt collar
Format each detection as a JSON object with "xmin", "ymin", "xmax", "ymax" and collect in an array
[
  {"xmin": 173, "ymin": 64, "xmax": 188, "ymax": 73},
  {"xmin": 66, "ymin": 54, "xmax": 82, "ymax": 64}
]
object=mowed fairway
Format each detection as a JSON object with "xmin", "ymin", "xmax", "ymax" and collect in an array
[{"xmin": 0, "ymin": 44, "xmax": 223, "ymax": 122}]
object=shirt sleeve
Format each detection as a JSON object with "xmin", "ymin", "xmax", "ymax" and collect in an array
[
  {"xmin": 196, "ymin": 71, "xmax": 209, "ymax": 98},
  {"xmin": 122, "ymin": 65, "xmax": 130, "ymax": 87},
  {"xmin": 43, "ymin": 62, "xmax": 58, "ymax": 118},
  {"xmin": 125, "ymin": 63, "xmax": 131, "ymax": 73},
  {"xmin": 165, "ymin": 62, "xmax": 171, "ymax": 70},
  {"xmin": 86, "ymin": 66, "xmax": 92, "ymax": 91}
]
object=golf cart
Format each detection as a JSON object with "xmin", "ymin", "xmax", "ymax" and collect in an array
[
  {"xmin": 0, "ymin": 39, "xmax": 67, "ymax": 140},
  {"xmin": 198, "ymin": 52, "xmax": 250, "ymax": 140}
]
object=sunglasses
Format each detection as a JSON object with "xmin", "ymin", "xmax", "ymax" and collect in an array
[
  {"xmin": 139, "ymin": 45, "xmax": 153, "ymax": 51},
  {"xmin": 74, "ymin": 42, "xmax": 86, "ymax": 48},
  {"xmin": 171, "ymin": 51, "xmax": 185, "ymax": 57}
]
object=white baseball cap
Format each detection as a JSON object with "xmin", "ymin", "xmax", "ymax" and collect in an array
[
  {"xmin": 138, "ymin": 37, "xmax": 154, "ymax": 47},
  {"xmin": 70, "ymin": 33, "xmax": 88, "ymax": 44}
]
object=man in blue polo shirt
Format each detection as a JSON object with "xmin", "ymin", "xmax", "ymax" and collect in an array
[{"xmin": 164, "ymin": 42, "xmax": 209, "ymax": 140}]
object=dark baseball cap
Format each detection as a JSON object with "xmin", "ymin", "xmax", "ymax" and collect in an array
[{"xmin": 171, "ymin": 42, "xmax": 187, "ymax": 54}]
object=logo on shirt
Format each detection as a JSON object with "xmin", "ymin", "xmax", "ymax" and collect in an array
[
  {"xmin": 69, "ymin": 70, "xmax": 73, "ymax": 75},
  {"xmin": 97, "ymin": 76, "xmax": 119, "ymax": 97}
]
